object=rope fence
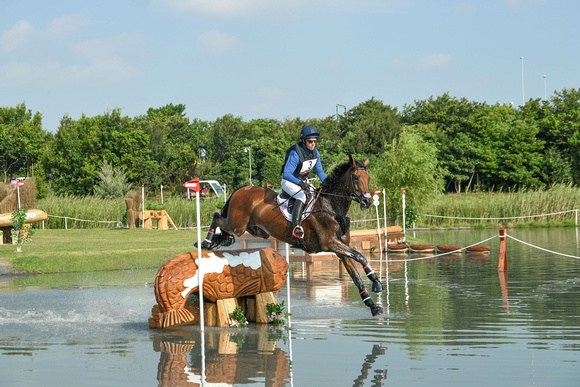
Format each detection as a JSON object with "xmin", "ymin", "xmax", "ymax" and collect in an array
[
  {"xmin": 43, "ymin": 214, "xmax": 212, "ymax": 230},
  {"xmin": 367, "ymin": 229, "xmax": 580, "ymax": 271},
  {"xmin": 507, "ymin": 234, "xmax": 580, "ymax": 259},
  {"xmin": 420, "ymin": 209, "xmax": 578, "ymax": 221},
  {"xmin": 47, "ymin": 214, "xmax": 118, "ymax": 229}
]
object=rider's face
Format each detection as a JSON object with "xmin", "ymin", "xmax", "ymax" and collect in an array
[{"xmin": 304, "ymin": 138, "xmax": 317, "ymax": 151}]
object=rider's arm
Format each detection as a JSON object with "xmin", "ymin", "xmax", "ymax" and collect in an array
[
  {"xmin": 282, "ymin": 150, "xmax": 302, "ymax": 185},
  {"xmin": 314, "ymin": 149, "xmax": 326, "ymax": 183}
]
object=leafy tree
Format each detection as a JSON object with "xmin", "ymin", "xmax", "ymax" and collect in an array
[
  {"xmin": 340, "ymin": 98, "xmax": 402, "ymax": 158},
  {"xmin": 42, "ymin": 109, "xmax": 150, "ymax": 195},
  {"xmin": 137, "ymin": 105, "xmax": 207, "ymax": 195},
  {"xmin": 94, "ymin": 159, "xmax": 133, "ymax": 198},
  {"xmin": 402, "ymin": 93, "xmax": 486, "ymax": 192},
  {"xmin": 0, "ymin": 103, "xmax": 48, "ymax": 182},
  {"xmin": 372, "ymin": 126, "xmax": 443, "ymax": 219},
  {"xmin": 146, "ymin": 103, "xmax": 186, "ymax": 117},
  {"xmin": 534, "ymin": 88, "xmax": 580, "ymax": 183},
  {"xmin": 540, "ymin": 146, "xmax": 573, "ymax": 185},
  {"xmin": 468, "ymin": 104, "xmax": 544, "ymax": 189}
]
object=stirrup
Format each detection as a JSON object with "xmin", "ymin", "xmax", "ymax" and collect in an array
[{"xmin": 292, "ymin": 225, "xmax": 304, "ymax": 239}]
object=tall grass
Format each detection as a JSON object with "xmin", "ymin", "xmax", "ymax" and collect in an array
[
  {"xmin": 35, "ymin": 184, "xmax": 580, "ymax": 230},
  {"xmin": 37, "ymin": 194, "xmax": 224, "ymax": 229},
  {"xmin": 420, "ymin": 184, "xmax": 580, "ymax": 228}
]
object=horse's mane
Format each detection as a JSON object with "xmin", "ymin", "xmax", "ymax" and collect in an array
[{"xmin": 320, "ymin": 158, "xmax": 365, "ymax": 192}]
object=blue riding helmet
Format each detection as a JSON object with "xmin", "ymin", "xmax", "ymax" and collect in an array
[{"xmin": 300, "ymin": 125, "xmax": 320, "ymax": 139}]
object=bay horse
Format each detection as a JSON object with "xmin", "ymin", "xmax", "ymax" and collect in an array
[{"xmin": 199, "ymin": 155, "xmax": 384, "ymax": 316}]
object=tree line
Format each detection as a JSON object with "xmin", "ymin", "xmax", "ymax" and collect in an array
[{"xmin": 1, "ymin": 87, "xmax": 579, "ymax": 213}]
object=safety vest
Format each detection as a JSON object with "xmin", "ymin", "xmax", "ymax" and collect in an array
[{"xmin": 281, "ymin": 142, "xmax": 319, "ymax": 180}]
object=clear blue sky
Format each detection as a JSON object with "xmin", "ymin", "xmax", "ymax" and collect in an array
[{"xmin": 1, "ymin": 0, "xmax": 578, "ymax": 132}]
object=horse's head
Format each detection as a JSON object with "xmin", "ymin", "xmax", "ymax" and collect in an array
[{"xmin": 348, "ymin": 155, "xmax": 372, "ymax": 210}]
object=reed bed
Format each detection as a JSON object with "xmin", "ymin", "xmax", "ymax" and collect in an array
[
  {"xmin": 37, "ymin": 194, "xmax": 224, "ymax": 229},
  {"xmin": 35, "ymin": 184, "xmax": 580, "ymax": 230},
  {"xmin": 419, "ymin": 184, "xmax": 580, "ymax": 228}
]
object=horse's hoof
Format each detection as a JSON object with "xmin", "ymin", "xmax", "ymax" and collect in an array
[
  {"xmin": 371, "ymin": 304, "xmax": 384, "ymax": 316},
  {"xmin": 200, "ymin": 240, "xmax": 212, "ymax": 250},
  {"xmin": 372, "ymin": 281, "xmax": 384, "ymax": 293}
]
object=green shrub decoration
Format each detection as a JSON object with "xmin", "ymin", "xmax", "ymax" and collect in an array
[
  {"xmin": 267, "ymin": 301, "xmax": 291, "ymax": 327},
  {"xmin": 11, "ymin": 208, "xmax": 35, "ymax": 252},
  {"xmin": 229, "ymin": 306, "xmax": 248, "ymax": 327}
]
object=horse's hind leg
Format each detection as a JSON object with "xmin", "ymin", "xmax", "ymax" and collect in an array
[
  {"xmin": 200, "ymin": 212, "xmax": 235, "ymax": 250},
  {"xmin": 340, "ymin": 257, "xmax": 383, "ymax": 316}
]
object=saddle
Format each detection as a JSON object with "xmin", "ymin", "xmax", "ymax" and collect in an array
[{"xmin": 276, "ymin": 191, "xmax": 317, "ymax": 223}]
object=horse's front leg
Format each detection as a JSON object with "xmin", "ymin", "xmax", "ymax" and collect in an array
[
  {"xmin": 332, "ymin": 241, "xmax": 384, "ymax": 294},
  {"xmin": 340, "ymin": 257, "xmax": 383, "ymax": 316}
]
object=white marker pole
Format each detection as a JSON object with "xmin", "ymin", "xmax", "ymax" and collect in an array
[
  {"xmin": 382, "ymin": 189, "xmax": 387, "ymax": 238},
  {"xmin": 195, "ymin": 185, "xmax": 206, "ymax": 385},
  {"xmin": 160, "ymin": 184, "xmax": 164, "ymax": 204}
]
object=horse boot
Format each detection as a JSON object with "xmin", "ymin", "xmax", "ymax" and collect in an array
[{"xmin": 291, "ymin": 200, "xmax": 306, "ymax": 239}]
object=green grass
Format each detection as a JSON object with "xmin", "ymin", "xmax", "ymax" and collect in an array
[{"xmin": 0, "ymin": 228, "xmax": 199, "ymax": 274}]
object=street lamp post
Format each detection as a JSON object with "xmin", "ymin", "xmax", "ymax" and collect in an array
[
  {"xmin": 520, "ymin": 56, "xmax": 525, "ymax": 106},
  {"xmin": 336, "ymin": 104, "xmax": 346, "ymax": 128},
  {"xmin": 244, "ymin": 146, "xmax": 253, "ymax": 186},
  {"xmin": 544, "ymin": 75, "xmax": 547, "ymax": 100}
]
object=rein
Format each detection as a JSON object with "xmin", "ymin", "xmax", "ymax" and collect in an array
[{"xmin": 319, "ymin": 166, "xmax": 367, "ymax": 203}]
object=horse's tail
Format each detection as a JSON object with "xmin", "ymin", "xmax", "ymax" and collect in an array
[
  {"xmin": 220, "ymin": 195, "xmax": 232, "ymax": 218},
  {"xmin": 151, "ymin": 253, "xmax": 198, "ymax": 328}
]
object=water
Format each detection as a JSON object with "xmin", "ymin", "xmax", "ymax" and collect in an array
[{"xmin": 1, "ymin": 228, "xmax": 579, "ymax": 386}]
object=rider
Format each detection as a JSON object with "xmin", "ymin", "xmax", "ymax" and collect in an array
[{"xmin": 281, "ymin": 125, "xmax": 326, "ymax": 239}]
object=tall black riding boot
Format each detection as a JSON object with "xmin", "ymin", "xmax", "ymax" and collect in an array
[{"xmin": 291, "ymin": 200, "xmax": 306, "ymax": 239}]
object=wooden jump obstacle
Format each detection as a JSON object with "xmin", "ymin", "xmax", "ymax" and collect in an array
[
  {"xmin": 149, "ymin": 248, "xmax": 288, "ymax": 328},
  {"xmin": 0, "ymin": 209, "xmax": 47, "ymax": 244},
  {"xmin": 238, "ymin": 226, "xmax": 404, "ymax": 259},
  {"xmin": 138, "ymin": 210, "xmax": 177, "ymax": 230},
  {"xmin": 349, "ymin": 226, "xmax": 404, "ymax": 252}
]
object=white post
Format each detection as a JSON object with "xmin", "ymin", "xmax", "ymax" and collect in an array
[
  {"xmin": 382, "ymin": 189, "xmax": 387, "ymax": 240},
  {"xmin": 195, "ymin": 187, "xmax": 206, "ymax": 384},
  {"xmin": 285, "ymin": 242, "xmax": 291, "ymax": 316},
  {"xmin": 17, "ymin": 186, "xmax": 21, "ymax": 209},
  {"xmin": 373, "ymin": 192, "xmax": 383, "ymax": 254},
  {"xmin": 141, "ymin": 184, "xmax": 145, "ymax": 228},
  {"xmin": 160, "ymin": 184, "xmax": 164, "ymax": 204}
]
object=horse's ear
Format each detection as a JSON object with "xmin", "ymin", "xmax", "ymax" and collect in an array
[
  {"xmin": 349, "ymin": 154, "xmax": 355, "ymax": 166},
  {"xmin": 364, "ymin": 158, "xmax": 369, "ymax": 168}
]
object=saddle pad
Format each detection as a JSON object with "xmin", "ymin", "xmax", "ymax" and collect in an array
[{"xmin": 276, "ymin": 194, "xmax": 316, "ymax": 223}]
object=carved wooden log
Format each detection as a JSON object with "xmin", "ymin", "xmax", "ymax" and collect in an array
[{"xmin": 152, "ymin": 248, "xmax": 288, "ymax": 328}]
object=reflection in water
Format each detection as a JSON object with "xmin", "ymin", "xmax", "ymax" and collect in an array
[
  {"xmin": 1, "ymin": 229, "xmax": 580, "ymax": 386},
  {"xmin": 153, "ymin": 326, "xmax": 291, "ymax": 386},
  {"xmin": 498, "ymin": 271, "xmax": 509, "ymax": 312},
  {"xmin": 352, "ymin": 344, "xmax": 388, "ymax": 387}
]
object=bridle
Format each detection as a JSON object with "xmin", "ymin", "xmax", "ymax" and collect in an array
[
  {"xmin": 319, "ymin": 166, "xmax": 370, "ymax": 204},
  {"xmin": 349, "ymin": 166, "xmax": 370, "ymax": 205}
]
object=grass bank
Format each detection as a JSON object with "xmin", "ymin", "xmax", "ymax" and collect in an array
[{"xmin": 0, "ymin": 228, "xmax": 198, "ymax": 274}]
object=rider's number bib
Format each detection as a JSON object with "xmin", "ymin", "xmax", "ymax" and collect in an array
[{"xmin": 299, "ymin": 159, "xmax": 317, "ymax": 175}]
